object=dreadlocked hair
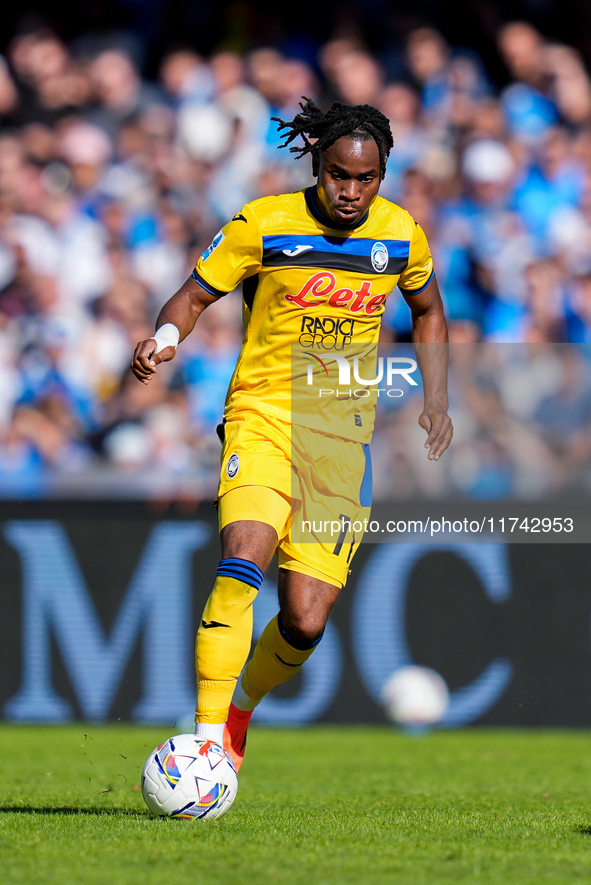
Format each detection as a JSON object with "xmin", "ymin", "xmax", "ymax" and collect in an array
[{"xmin": 272, "ymin": 97, "xmax": 394, "ymax": 179}]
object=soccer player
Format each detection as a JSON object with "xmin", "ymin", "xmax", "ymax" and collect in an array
[{"xmin": 131, "ymin": 98, "xmax": 453, "ymax": 771}]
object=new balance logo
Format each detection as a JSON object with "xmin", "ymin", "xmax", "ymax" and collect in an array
[
  {"xmin": 282, "ymin": 245, "xmax": 314, "ymax": 257},
  {"xmin": 201, "ymin": 620, "xmax": 231, "ymax": 629}
]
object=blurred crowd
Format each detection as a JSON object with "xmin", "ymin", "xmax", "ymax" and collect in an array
[
  {"xmin": 372, "ymin": 342, "xmax": 591, "ymax": 501},
  {"xmin": 2, "ymin": 20, "xmax": 591, "ymax": 499}
]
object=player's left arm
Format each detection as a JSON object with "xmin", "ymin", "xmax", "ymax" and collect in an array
[{"xmin": 402, "ymin": 275, "xmax": 453, "ymax": 461}]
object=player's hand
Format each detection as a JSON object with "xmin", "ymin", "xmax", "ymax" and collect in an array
[
  {"xmin": 418, "ymin": 407, "xmax": 453, "ymax": 461},
  {"xmin": 131, "ymin": 339, "xmax": 176, "ymax": 384}
]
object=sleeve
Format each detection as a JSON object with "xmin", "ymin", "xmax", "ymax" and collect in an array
[
  {"xmin": 397, "ymin": 221, "xmax": 434, "ymax": 296},
  {"xmin": 192, "ymin": 203, "xmax": 262, "ymax": 297}
]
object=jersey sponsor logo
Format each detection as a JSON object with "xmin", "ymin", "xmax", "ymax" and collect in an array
[
  {"xmin": 285, "ymin": 272, "xmax": 388, "ymax": 315},
  {"xmin": 371, "ymin": 242, "xmax": 389, "ymax": 272},
  {"xmin": 298, "ymin": 315, "xmax": 356, "ymax": 350},
  {"xmin": 201, "ymin": 230, "xmax": 225, "ymax": 261},
  {"xmin": 226, "ymin": 453, "xmax": 240, "ymax": 478},
  {"xmin": 282, "ymin": 244, "xmax": 314, "ymax": 257}
]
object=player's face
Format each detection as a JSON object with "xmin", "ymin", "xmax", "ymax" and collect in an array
[{"xmin": 315, "ymin": 136, "xmax": 381, "ymax": 228}]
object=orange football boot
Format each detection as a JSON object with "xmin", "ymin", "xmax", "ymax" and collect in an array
[{"xmin": 223, "ymin": 703, "xmax": 253, "ymax": 772}]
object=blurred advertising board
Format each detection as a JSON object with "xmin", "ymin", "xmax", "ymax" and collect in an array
[{"xmin": 2, "ymin": 501, "xmax": 591, "ymax": 727}]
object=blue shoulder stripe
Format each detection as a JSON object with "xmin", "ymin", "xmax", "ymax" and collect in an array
[{"xmin": 263, "ymin": 235, "xmax": 410, "ymax": 258}]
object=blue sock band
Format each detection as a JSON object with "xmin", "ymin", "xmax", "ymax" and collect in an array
[
  {"xmin": 217, "ymin": 558, "xmax": 264, "ymax": 589},
  {"xmin": 277, "ymin": 612, "xmax": 324, "ymax": 651}
]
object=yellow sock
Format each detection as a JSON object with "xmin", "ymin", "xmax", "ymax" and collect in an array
[
  {"xmin": 196, "ymin": 560, "xmax": 262, "ymax": 724},
  {"xmin": 241, "ymin": 615, "xmax": 319, "ymax": 702}
]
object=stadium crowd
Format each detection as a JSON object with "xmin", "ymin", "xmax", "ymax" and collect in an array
[{"xmin": 1, "ymin": 20, "xmax": 591, "ymax": 500}]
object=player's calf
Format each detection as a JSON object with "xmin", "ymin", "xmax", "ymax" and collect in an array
[{"xmin": 225, "ymin": 613, "xmax": 324, "ymax": 769}]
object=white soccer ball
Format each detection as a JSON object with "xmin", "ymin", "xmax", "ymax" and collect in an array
[
  {"xmin": 381, "ymin": 665, "xmax": 449, "ymax": 727},
  {"xmin": 141, "ymin": 734, "xmax": 238, "ymax": 820}
]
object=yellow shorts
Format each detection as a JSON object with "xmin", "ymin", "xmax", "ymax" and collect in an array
[{"xmin": 217, "ymin": 411, "xmax": 372, "ymax": 588}]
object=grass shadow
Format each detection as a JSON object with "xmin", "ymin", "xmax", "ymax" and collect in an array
[
  {"xmin": 575, "ymin": 826, "xmax": 591, "ymax": 836},
  {"xmin": 0, "ymin": 805, "xmax": 149, "ymax": 817}
]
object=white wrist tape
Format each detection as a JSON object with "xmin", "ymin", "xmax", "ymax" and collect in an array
[{"xmin": 152, "ymin": 323, "xmax": 180, "ymax": 354}]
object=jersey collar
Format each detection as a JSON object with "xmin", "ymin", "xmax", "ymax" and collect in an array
[{"xmin": 305, "ymin": 186, "xmax": 370, "ymax": 231}]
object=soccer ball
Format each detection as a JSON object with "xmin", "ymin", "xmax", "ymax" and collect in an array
[
  {"xmin": 141, "ymin": 734, "xmax": 238, "ymax": 820},
  {"xmin": 381, "ymin": 665, "xmax": 449, "ymax": 728}
]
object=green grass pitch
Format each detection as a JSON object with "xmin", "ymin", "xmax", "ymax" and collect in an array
[{"xmin": 1, "ymin": 725, "xmax": 591, "ymax": 884}]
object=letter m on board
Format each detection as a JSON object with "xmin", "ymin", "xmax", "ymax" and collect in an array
[{"xmin": 3, "ymin": 521, "xmax": 209, "ymax": 723}]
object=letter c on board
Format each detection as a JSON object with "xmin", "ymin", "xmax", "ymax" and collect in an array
[{"xmin": 351, "ymin": 543, "xmax": 513, "ymax": 726}]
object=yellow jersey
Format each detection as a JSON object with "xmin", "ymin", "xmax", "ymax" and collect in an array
[{"xmin": 192, "ymin": 187, "xmax": 433, "ymax": 443}]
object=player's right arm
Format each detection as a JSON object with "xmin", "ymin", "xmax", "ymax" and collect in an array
[
  {"xmin": 132, "ymin": 204, "xmax": 262, "ymax": 384},
  {"xmin": 131, "ymin": 275, "xmax": 220, "ymax": 384}
]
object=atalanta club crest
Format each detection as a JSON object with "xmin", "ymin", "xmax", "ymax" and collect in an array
[
  {"xmin": 371, "ymin": 242, "xmax": 389, "ymax": 273},
  {"xmin": 226, "ymin": 453, "xmax": 240, "ymax": 478}
]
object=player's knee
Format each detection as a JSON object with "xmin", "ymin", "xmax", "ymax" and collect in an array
[
  {"xmin": 278, "ymin": 611, "xmax": 324, "ymax": 650},
  {"xmin": 220, "ymin": 520, "xmax": 277, "ymax": 570}
]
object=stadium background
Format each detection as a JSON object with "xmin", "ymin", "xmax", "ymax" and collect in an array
[{"xmin": 2, "ymin": 0, "xmax": 591, "ymax": 727}]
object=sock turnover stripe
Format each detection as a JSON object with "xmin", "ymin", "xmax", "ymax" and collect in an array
[
  {"xmin": 217, "ymin": 558, "xmax": 264, "ymax": 588},
  {"xmin": 218, "ymin": 565, "xmax": 263, "ymax": 583},
  {"xmin": 217, "ymin": 563, "xmax": 263, "ymax": 583},
  {"xmin": 216, "ymin": 568, "xmax": 261, "ymax": 587},
  {"xmin": 221, "ymin": 557, "xmax": 264, "ymax": 576}
]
